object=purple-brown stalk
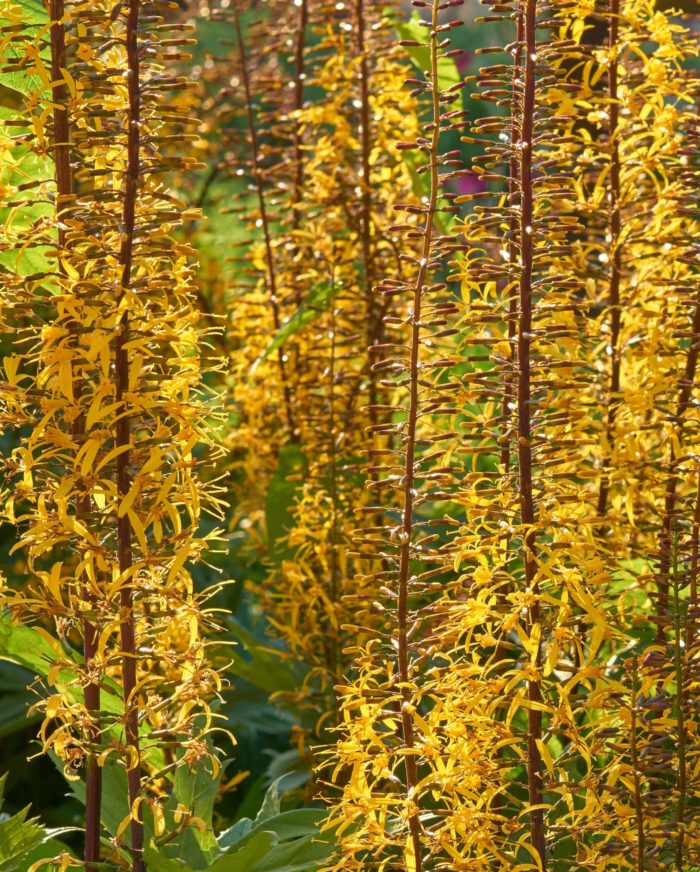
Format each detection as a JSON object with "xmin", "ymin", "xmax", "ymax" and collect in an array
[
  {"xmin": 672, "ymin": 562, "xmax": 688, "ymax": 870},
  {"xmin": 49, "ymin": 4, "xmax": 102, "ymax": 867},
  {"xmin": 116, "ymin": 1, "xmax": 145, "ymax": 868},
  {"xmin": 394, "ymin": 4, "xmax": 444, "ymax": 869},
  {"xmin": 596, "ymin": 0, "xmax": 622, "ymax": 523},
  {"xmin": 655, "ymin": 298, "xmax": 700, "ymax": 639},
  {"xmin": 687, "ymin": 473, "xmax": 700, "ymax": 651},
  {"xmin": 355, "ymin": 0, "xmax": 378, "ymax": 422},
  {"xmin": 517, "ymin": 0, "xmax": 546, "ymax": 863},
  {"xmin": 233, "ymin": 10, "xmax": 297, "ymax": 440},
  {"xmin": 629, "ymin": 658, "xmax": 645, "ymax": 871},
  {"xmin": 291, "ymin": 0, "xmax": 308, "ymax": 233},
  {"xmin": 326, "ymin": 273, "xmax": 340, "ymax": 683},
  {"xmin": 491, "ymin": 11, "xmax": 524, "ymax": 834},
  {"xmin": 502, "ymin": 9, "xmax": 523, "ymax": 471},
  {"xmin": 655, "ymin": 104, "xmax": 700, "ymax": 638}
]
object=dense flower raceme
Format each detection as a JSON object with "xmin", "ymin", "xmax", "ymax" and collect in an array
[
  {"xmin": 321, "ymin": 0, "xmax": 700, "ymax": 869},
  {"xmin": 205, "ymin": 0, "xmax": 429, "ymax": 737},
  {"xmin": 0, "ymin": 0, "xmax": 226, "ymax": 868},
  {"xmin": 0, "ymin": 0, "xmax": 698, "ymax": 870}
]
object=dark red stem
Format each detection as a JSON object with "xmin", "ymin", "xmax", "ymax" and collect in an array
[
  {"xmin": 492, "ymin": 14, "xmax": 524, "ymax": 833},
  {"xmin": 629, "ymin": 659, "xmax": 645, "ymax": 871},
  {"xmin": 596, "ymin": 0, "xmax": 621, "ymax": 522},
  {"xmin": 117, "ymin": 2, "xmax": 144, "ymax": 868},
  {"xmin": 356, "ymin": 0, "xmax": 378, "ymax": 425},
  {"xmin": 234, "ymin": 11, "xmax": 297, "ymax": 440},
  {"xmin": 49, "ymin": 4, "xmax": 102, "ymax": 867},
  {"xmin": 656, "ymin": 292, "xmax": 700, "ymax": 638},
  {"xmin": 687, "ymin": 472, "xmax": 700, "ymax": 651},
  {"xmin": 394, "ymin": 5, "xmax": 443, "ymax": 868},
  {"xmin": 518, "ymin": 0, "xmax": 546, "ymax": 864},
  {"xmin": 502, "ymin": 11, "xmax": 523, "ymax": 477},
  {"xmin": 291, "ymin": 0, "xmax": 308, "ymax": 234}
]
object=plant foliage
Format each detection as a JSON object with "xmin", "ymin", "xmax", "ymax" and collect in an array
[{"xmin": 0, "ymin": 0, "xmax": 698, "ymax": 869}]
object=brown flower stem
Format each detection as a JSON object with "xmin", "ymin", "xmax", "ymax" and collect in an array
[
  {"xmin": 596, "ymin": 0, "xmax": 622, "ymax": 524},
  {"xmin": 502, "ymin": 10, "xmax": 523, "ymax": 477},
  {"xmin": 629, "ymin": 658, "xmax": 645, "ymax": 871},
  {"xmin": 577, "ymin": 0, "xmax": 623, "ymax": 669},
  {"xmin": 394, "ymin": 4, "xmax": 443, "ymax": 868},
  {"xmin": 327, "ymin": 267, "xmax": 340, "ymax": 685},
  {"xmin": 497, "ymin": 7, "xmax": 524, "ymax": 612},
  {"xmin": 49, "ymin": 1, "xmax": 71, "ymax": 225},
  {"xmin": 355, "ymin": 0, "xmax": 378, "ymax": 428},
  {"xmin": 49, "ymin": 4, "xmax": 102, "ymax": 867},
  {"xmin": 687, "ymin": 472, "xmax": 700, "ymax": 651},
  {"xmin": 655, "ymin": 100, "xmax": 700, "ymax": 639},
  {"xmin": 492, "ymin": 11, "xmax": 523, "ymax": 836},
  {"xmin": 672, "ymin": 553, "xmax": 687, "ymax": 870},
  {"xmin": 518, "ymin": 0, "xmax": 546, "ymax": 864},
  {"xmin": 233, "ymin": 11, "xmax": 297, "ymax": 441},
  {"xmin": 291, "ymin": 0, "xmax": 308, "ymax": 234},
  {"xmin": 656, "ymin": 295, "xmax": 700, "ymax": 638},
  {"xmin": 117, "ymin": 2, "xmax": 145, "ymax": 868}
]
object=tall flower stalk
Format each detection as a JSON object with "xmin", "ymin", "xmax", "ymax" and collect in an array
[
  {"xmin": 0, "ymin": 2, "xmax": 225, "ymax": 866},
  {"xmin": 324, "ymin": 0, "xmax": 479, "ymax": 865},
  {"xmin": 0, "ymin": 0, "xmax": 699, "ymax": 867},
  {"xmin": 115, "ymin": 0, "xmax": 145, "ymax": 865},
  {"xmin": 595, "ymin": 0, "xmax": 621, "ymax": 524},
  {"xmin": 517, "ymin": 0, "xmax": 546, "ymax": 858},
  {"xmin": 232, "ymin": 7, "xmax": 297, "ymax": 440},
  {"xmin": 47, "ymin": 1, "xmax": 102, "ymax": 865}
]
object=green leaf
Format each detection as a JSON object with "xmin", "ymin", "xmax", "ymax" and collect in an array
[
  {"xmin": 254, "ymin": 777, "xmax": 284, "ymax": 823},
  {"xmin": 0, "ymin": 1, "xmax": 49, "ymax": 95},
  {"xmin": 0, "ymin": 102, "xmax": 56, "ymax": 282},
  {"xmin": 21, "ymin": 836, "xmax": 76, "ymax": 869},
  {"xmin": 4, "ymin": 0, "xmax": 47, "ymax": 25},
  {"xmin": 0, "ymin": 773, "xmax": 77, "ymax": 872},
  {"xmin": 0, "ymin": 692, "xmax": 38, "ymax": 739},
  {"xmin": 252, "ymin": 809, "xmax": 326, "ymax": 843},
  {"xmin": 173, "ymin": 758, "xmax": 220, "ymax": 832},
  {"xmin": 0, "ymin": 615, "xmax": 123, "ymax": 720},
  {"xmin": 216, "ymin": 778, "xmax": 327, "ymax": 853},
  {"xmin": 0, "ymin": 661, "xmax": 40, "ymax": 738},
  {"xmin": 396, "ymin": 14, "xmax": 461, "ymax": 90},
  {"xmin": 265, "ymin": 444, "xmax": 307, "ymax": 560},
  {"xmin": 0, "ymin": 804, "xmax": 44, "ymax": 870},
  {"xmin": 68, "ymin": 755, "xmax": 222, "ymax": 867},
  {"xmin": 0, "ymin": 613, "xmax": 66, "ymax": 677},
  {"xmin": 225, "ymin": 618, "xmax": 305, "ymax": 697},
  {"xmin": 210, "ymin": 830, "xmax": 277, "ymax": 871},
  {"xmin": 0, "ymin": 246, "xmax": 53, "ymax": 279},
  {"xmin": 143, "ymin": 844, "xmax": 189, "ymax": 872},
  {"xmin": 265, "ymin": 748, "xmax": 311, "ymax": 793},
  {"xmin": 159, "ymin": 758, "xmax": 221, "ymax": 869},
  {"xmin": 217, "ymin": 817, "xmax": 254, "ymax": 851},
  {"xmin": 250, "ymin": 284, "xmax": 336, "ymax": 374},
  {"xmin": 65, "ymin": 758, "xmax": 133, "ymax": 846},
  {"xmin": 217, "ymin": 811, "xmax": 323, "ymax": 853},
  {"xmin": 248, "ymin": 833, "xmax": 334, "ymax": 872}
]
